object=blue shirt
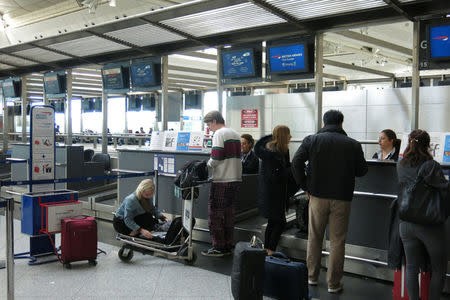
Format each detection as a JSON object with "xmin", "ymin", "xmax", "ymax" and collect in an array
[{"xmin": 115, "ymin": 192, "xmax": 162, "ymax": 231}]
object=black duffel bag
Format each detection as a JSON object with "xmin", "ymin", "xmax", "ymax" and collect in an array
[
  {"xmin": 174, "ymin": 160, "xmax": 208, "ymax": 200},
  {"xmin": 174, "ymin": 160, "xmax": 208, "ymax": 188}
]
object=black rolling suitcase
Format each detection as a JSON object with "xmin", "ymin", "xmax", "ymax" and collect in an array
[{"xmin": 231, "ymin": 236, "xmax": 266, "ymax": 300}]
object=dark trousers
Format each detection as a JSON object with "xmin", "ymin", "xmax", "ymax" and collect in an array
[
  {"xmin": 265, "ymin": 218, "xmax": 287, "ymax": 251},
  {"xmin": 113, "ymin": 213, "xmax": 157, "ymax": 235},
  {"xmin": 399, "ymin": 221, "xmax": 447, "ymax": 300},
  {"xmin": 208, "ymin": 182, "xmax": 240, "ymax": 250}
]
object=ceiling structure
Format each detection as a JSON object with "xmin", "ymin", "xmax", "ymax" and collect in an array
[{"xmin": 0, "ymin": 0, "xmax": 449, "ymax": 91}]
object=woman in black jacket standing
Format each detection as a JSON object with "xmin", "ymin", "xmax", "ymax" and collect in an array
[
  {"xmin": 254, "ymin": 125, "xmax": 292, "ymax": 255},
  {"xmin": 397, "ymin": 129, "xmax": 448, "ymax": 300}
]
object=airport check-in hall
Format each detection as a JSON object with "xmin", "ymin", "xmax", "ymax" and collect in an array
[{"xmin": 0, "ymin": 0, "xmax": 450, "ymax": 299}]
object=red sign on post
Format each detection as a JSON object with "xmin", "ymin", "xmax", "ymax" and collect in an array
[{"xmin": 241, "ymin": 109, "xmax": 258, "ymax": 128}]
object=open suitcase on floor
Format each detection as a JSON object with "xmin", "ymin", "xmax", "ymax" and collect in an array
[
  {"xmin": 393, "ymin": 263, "xmax": 430, "ymax": 300},
  {"xmin": 61, "ymin": 216, "xmax": 98, "ymax": 268}
]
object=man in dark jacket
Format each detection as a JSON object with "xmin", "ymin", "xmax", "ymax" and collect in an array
[{"xmin": 291, "ymin": 110, "xmax": 368, "ymax": 293}]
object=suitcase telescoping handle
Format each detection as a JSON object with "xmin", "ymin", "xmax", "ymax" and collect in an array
[
  {"xmin": 269, "ymin": 252, "xmax": 291, "ymax": 263},
  {"xmin": 250, "ymin": 235, "xmax": 264, "ymax": 249}
]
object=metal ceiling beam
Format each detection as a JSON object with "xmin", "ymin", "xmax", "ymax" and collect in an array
[
  {"xmin": 323, "ymin": 59, "xmax": 395, "ymax": 78},
  {"xmin": 0, "ymin": 61, "xmax": 20, "ymax": 69},
  {"xmin": 29, "ymin": 43, "xmax": 97, "ymax": 66},
  {"xmin": 247, "ymin": 0, "xmax": 310, "ymax": 31},
  {"xmin": 148, "ymin": 0, "xmax": 248, "ymax": 22},
  {"xmin": 168, "ymin": 83, "xmax": 208, "ymax": 90},
  {"xmin": 323, "ymin": 73, "xmax": 346, "ymax": 81},
  {"xmin": 84, "ymin": 30, "xmax": 149, "ymax": 54},
  {"xmin": 138, "ymin": 17, "xmax": 207, "ymax": 46},
  {"xmin": 168, "ymin": 74, "xmax": 217, "ymax": 83},
  {"xmin": 0, "ymin": 50, "xmax": 54, "ymax": 68},
  {"xmin": 323, "ymin": 39, "xmax": 412, "ymax": 66},
  {"xmin": 168, "ymin": 79, "xmax": 216, "ymax": 87},
  {"xmin": 178, "ymin": 51, "xmax": 217, "ymax": 60},
  {"xmin": 333, "ymin": 30, "xmax": 412, "ymax": 56},
  {"xmin": 382, "ymin": 0, "xmax": 414, "ymax": 21},
  {"xmin": 168, "ymin": 65, "xmax": 217, "ymax": 76}
]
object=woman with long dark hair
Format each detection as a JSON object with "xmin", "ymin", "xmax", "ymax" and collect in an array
[
  {"xmin": 373, "ymin": 129, "xmax": 401, "ymax": 161},
  {"xmin": 397, "ymin": 129, "xmax": 448, "ymax": 300},
  {"xmin": 254, "ymin": 125, "xmax": 292, "ymax": 255}
]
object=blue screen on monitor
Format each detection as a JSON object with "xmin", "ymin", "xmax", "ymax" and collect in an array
[
  {"xmin": 2, "ymin": 80, "xmax": 17, "ymax": 98},
  {"xmin": 269, "ymin": 44, "xmax": 306, "ymax": 73},
  {"xmin": 222, "ymin": 49, "xmax": 255, "ymax": 78},
  {"xmin": 131, "ymin": 63, "xmax": 155, "ymax": 86},
  {"xmin": 44, "ymin": 74, "xmax": 61, "ymax": 94},
  {"xmin": 430, "ymin": 24, "xmax": 450, "ymax": 59}
]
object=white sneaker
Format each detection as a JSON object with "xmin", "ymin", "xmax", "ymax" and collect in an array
[
  {"xmin": 308, "ymin": 280, "xmax": 318, "ymax": 286},
  {"xmin": 328, "ymin": 283, "xmax": 343, "ymax": 293}
]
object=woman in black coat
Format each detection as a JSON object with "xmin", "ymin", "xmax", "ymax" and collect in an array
[
  {"xmin": 254, "ymin": 125, "xmax": 292, "ymax": 255},
  {"xmin": 396, "ymin": 129, "xmax": 448, "ymax": 300}
]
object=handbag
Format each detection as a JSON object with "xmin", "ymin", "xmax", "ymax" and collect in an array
[{"xmin": 398, "ymin": 164, "xmax": 448, "ymax": 225}]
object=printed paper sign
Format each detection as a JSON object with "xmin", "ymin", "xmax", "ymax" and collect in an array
[
  {"xmin": 176, "ymin": 132, "xmax": 191, "ymax": 151},
  {"xmin": 429, "ymin": 132, "xmax": 444, "ymax": 162},
  {"xmin": 441, "ymin": 133, "xmax": 450, "ymax": 163},
  {"xmin": 149, "ymin": 131, "xmax": 164, "ymax": 150},
  {"xmin": 162, "ymin": 131, "xmax": 177, "ymax": 152},
  {"xmin": 154, "ymin": 154, "xmax": 176, "ymax": 175},
  {"xmin": 188, "ymin": 132, "xmax": 203, "ymax": 151},
  {"xmin": 241, "ymin": 109, "xmax": 258, "ymax": 128}
]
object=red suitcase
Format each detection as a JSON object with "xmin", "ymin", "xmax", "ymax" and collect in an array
[
  {"xmin": 61, "ymin": 216, "xmax": 98, "ymax": 268},
  {"xmin": 393, "ymin": 263, "xmax": 431, "ymax": 300}
]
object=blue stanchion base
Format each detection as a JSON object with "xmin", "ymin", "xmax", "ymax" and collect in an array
[{"xmin": 14, "ymin": 251, "xmax": 59, "ymax": 265}]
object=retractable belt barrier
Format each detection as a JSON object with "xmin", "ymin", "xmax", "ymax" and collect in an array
[
  {"xmin": 0, "ymin": 159, "xmax": 27, "ymax": 165},
  {"xmin": 0, "ymin": 171, "xmax": 155, "ymax": 187}
]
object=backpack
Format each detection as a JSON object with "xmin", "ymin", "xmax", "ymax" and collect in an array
[{"xmin": 174, "ymin": 160, "xmax": 208, "ymax": 188}]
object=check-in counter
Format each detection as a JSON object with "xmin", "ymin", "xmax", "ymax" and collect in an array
[
  {"xmin": 9, "ymin": 144, "xmax": 105, "ymax": 193},
  {"xmin": 280, "ymin": 160, "xmax": 450, "ymax": 287},
  {"xmin": 116, "ymin": 148, "xmax": 259, "ymax": 230}
]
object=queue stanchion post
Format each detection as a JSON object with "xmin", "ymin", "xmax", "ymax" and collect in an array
[
  {"xmin": 1, "ymin": 197, "xmax": 15, "ymax": 300},
  {"xmin": 0, "ymin": 197, "xmax": 4, "ymax": 270},
  {"xmin": 7, "ymin": 197, "xmax": 15, "ymax": 300},
  {"xmin": 154, "ymin": 170, "xmax": 158, "ymax": 208}
]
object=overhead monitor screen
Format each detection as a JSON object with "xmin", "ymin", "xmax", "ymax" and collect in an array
[
  {"xmin": 2, "ymin": 80, "xmax": 17, "ymax": 98},
  {"xmin": 268, "ymin": 43, "xmax": 307, "ymax": 73},
  {"xmin": 142, "ymin": 95, "xmax": 156, "ymax": 111},
  {"xmin": 131, "ymin": 63, "xmax": 155, "ymax": 87},
  {"xmin": 430, "ymin": 24, "xmax": 450, "ymax": 60},
  {"xmin": 103, "ymin": 67, "xmax": 125, "ymax": 89},
  {"xmin": 44, "ymin": 74, "xmax": 61, "ymax": 94},
  {"xmin": 222, "ymin": 49, "xmax": 255, "ymax": 78}
]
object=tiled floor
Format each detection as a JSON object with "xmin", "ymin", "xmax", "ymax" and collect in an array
[{"xmin": 1, "ymin": 216, "xmax": 449, "ymax": 300}]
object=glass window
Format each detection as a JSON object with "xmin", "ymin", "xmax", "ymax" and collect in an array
[{"xmin": 108, "ymin": 97, "xmax": 126, "ymax": 134}]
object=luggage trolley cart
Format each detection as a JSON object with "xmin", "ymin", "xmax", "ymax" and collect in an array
[{"xmin": 116, "ymin": 182, "xmax": 204, "ymax": 265}]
